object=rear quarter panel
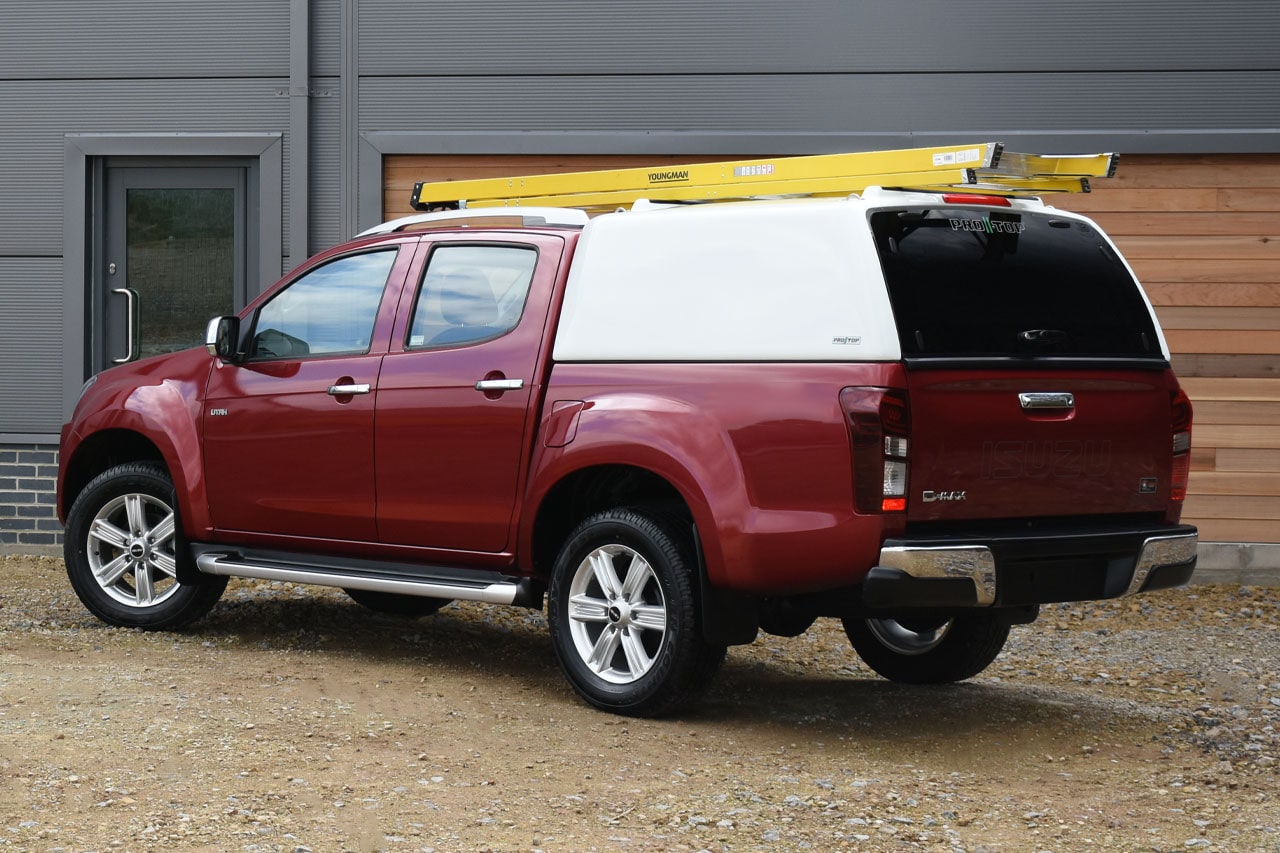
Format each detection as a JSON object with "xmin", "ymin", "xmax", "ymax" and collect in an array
[{"xmin": 525, "ymin": 362, "xmax": 906, "ymax": 594}]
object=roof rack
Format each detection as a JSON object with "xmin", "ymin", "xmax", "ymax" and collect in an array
[
  {"xmin": 409, "ymin": 143, "xmax": 1117, "ymax": 213},
  {"xmin": 358, "ymin": 206, "xmax": 590, "ymax": 237}
]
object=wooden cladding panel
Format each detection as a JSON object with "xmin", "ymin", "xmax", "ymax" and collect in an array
[
  {"xmin": 1120, "ymin": 236, "xmax": 1279, "ymax": 261},
  {"xmin": 1183, "ymin": 494, "xmax": 1280, "ymax": 519},
  {"xmin": 1157, "ymin": 307, "xmax": 1280, "ymax": 331},
  {"xmin": 1172, "ymin": 355, "xmax": 1280, "ymax": 379},
  {"xmin": 1183, "ymin": 518, "xmax": 1279, "ymax": 543},
  {"xmin": 1164, "ymin": 330, "xmax": 1280, "ymax": 354},
  {"xmin": 383, "ymin": 153, "xmax": 1280, "ymax": 544},
  {"xmin": 1062, "ymin": 155, "xmax": 1280, "ymax": 542},
  {"xmin": 1193, "ymin": 401, "xmax": 1280, "ymax": 425}
]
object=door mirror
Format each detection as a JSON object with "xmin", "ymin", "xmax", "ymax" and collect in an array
[{"xmin": 206, "ymin": 316, "xmax": 241, "ymax": 362}]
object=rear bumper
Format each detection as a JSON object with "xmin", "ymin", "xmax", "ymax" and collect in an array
[{"xmin": 863, "ymin": 524, "xmax": 1198, "ymax": 610}]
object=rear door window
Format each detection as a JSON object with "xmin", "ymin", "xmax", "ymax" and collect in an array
[
  {"xmin": 406, "ymin": 244, "xmax": 538, "ymax": 349},
  {"xmin": 869, "ymin": 207, "xmax": 1161, "ymax": 361}
]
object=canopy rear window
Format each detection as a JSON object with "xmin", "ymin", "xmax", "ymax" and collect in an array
[{"xmin": 870, "ymin": 208, "xmax": 1162, "ymax": 361}]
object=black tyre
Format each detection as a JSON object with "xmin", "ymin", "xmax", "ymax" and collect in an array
[
  {"xmin": 64, "ymin": 462, "xmax": 227, "ymax": 630},
  {"xmin": 547, "ymin": 508, "xmax": 725, "ymax": 717},
  {"xmin": 343, "ymin": 588, "xmax": 450, "ymax": 617},
  {"xmin": 842, "ymin": 613, "xmax": 1009, "ymax": 684}
]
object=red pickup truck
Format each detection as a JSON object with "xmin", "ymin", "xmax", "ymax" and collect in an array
[{"xmin": 58, "ymin": 190, "xmax": 1197, "ymax": 716}]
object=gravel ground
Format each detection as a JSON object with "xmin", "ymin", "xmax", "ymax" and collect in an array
[{"xmin": 1, "ymin": 554, "xmax": 1277, "ymax": 852}]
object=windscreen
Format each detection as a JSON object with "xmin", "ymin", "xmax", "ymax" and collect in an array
[{"xmin": 870, "ymin": 207, "xmax": 1162, "ymax": 360}]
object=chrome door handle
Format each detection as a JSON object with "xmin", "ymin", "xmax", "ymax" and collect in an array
[
  {"xmin": 1019, "ymin": 392, "xmax": 1075, "ymax": 410},
  {"xmin": 475, "ymin": 378, "xmax": 524, "ymax": 392},
  {"xmin": 111, "ymin": 287, "xmax": 141, "ymax": 364},
  {"xmin": 328, "ymin": 383, "xmax": 371, "ymax": 396}
]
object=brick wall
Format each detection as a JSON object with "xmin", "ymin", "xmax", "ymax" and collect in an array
[{"xmin": 0, "ymin": 442, "xmax": 62, "ymax": 552}]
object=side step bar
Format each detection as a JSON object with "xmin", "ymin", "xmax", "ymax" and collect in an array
[{"xmin": 194, "ymin": 549, "xmax": 542, "ymax": 608}]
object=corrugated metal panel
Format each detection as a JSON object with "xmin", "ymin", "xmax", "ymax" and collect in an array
[
  {"xmin": 310, "ymin": 0, "xmax": 343, "ymax": 78},
  {"xmin": 0, "ymin": 1, "xmax": 288, "ymax": 79},
  {"xmin": 308, "ymin": 78, "xmax": 344, "ymax": 253},
  {"xmin": 359, "ymin": 0, "xmax": 1280, "ymax": 75},
  {"xmin": 0, "ymin": 260, "xmax": 65, "ymax": 433},
  {"xmin": 0, "ymin": 79, "xmax": 292, "ymax": 258},
  {"xmin": 359, "ymin": 71, "xmax": 1280, "ymax": 134}
]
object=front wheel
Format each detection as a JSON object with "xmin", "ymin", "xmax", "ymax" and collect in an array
[
  {"xmin": 547, "ymin": 508, "xmax": 725, "ymax": 717},
  {"xmin": 64, "ymin": 462, "xmax": 227, "ymax": 630},
  {"xmin": 842, "ymin": 613, "xmax": 1009, "ymax": 684}
]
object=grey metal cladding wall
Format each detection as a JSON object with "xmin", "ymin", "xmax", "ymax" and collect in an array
[
  {"xmin": 0, "ymin": 1, "xmax": 288, "ymax": 79},
  {"xmin": 0, "ymin": 260, "xmax": 63, "ymax": 433},
  {"xmin": 311, "ymin": 0, "xmax": 343, "ymax": 78},
  {"xmin": 0, "ymin": 79, "xmax": 292, "ymax": 259},
  {"xmin": 358, "ymin": 0, "xmax": 1280, "ymax": 74},
  {"xmin": 309, "ymin": 79, "xmax": 344, "ymax": 254},
  {"xmin": 359, "ymin": 71, "xmax": 1280, "ymax": 135}
]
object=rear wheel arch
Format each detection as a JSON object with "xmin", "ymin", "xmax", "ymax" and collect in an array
[
  {"xmin": 528, "ymin": 464, "xmax": 698, "ymax": 579},
  {"xmin": 528, "ymin": 464, "xmax": 758, "ymax": 646}
]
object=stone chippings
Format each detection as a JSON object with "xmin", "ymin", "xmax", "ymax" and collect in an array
[{"xmin": 0, "ymin": 554, "xmax": 1277, "ymax": 852}]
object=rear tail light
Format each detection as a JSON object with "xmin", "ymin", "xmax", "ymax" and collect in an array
[
  {"xmin": 840, "ymin": 387, "xmax": 910, "ymax": 513},
  {"xmin": 1170, "ymin": 387, "xmax": 1193, "ymax": 501}
]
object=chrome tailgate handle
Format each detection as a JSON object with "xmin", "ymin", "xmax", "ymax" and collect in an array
[
  {"xmin": 1019, "ymin": 392, "xmax": 1075, "ymax": 410},
  {"xmin": 328, "ymin": 383, "xmax": 371, "ymax": 396}
]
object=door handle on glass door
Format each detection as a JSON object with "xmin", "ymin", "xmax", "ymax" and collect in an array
[{"xmin": 111, "ymin": 287, "xmax": 141, "ymax": 364}]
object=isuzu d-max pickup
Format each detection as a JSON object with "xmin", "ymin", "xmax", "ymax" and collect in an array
[{"xmin": 59, "ymin": 187, "xmax": 1197, "ymax": 716}]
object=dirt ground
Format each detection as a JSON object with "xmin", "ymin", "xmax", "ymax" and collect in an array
[{"xmin": 1, "ymin": 554, "xmax": 1277, "ymax": 852}]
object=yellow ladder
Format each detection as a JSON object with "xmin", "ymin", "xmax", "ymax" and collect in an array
[{"xmin": 410, "ymin": 143, "xmax": 1118, "ymax": 212}]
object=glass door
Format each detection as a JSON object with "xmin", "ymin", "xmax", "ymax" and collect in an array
[{"xmin": 100, "ymin": 167, "xmax": 246, "ymax": 370}]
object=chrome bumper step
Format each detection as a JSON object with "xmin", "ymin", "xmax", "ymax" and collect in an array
[{"xmin": 865, "ymin": 525, "xmax": 1199, "ymax": 610}]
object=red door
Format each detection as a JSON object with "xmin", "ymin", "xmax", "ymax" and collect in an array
[
  {"xmin": 203, "ymin": 245, "xmax": 411, "ymax": 542},
  {"xmin": 374, "ymin": 235, "xmax": 565, "ymax": 553}
]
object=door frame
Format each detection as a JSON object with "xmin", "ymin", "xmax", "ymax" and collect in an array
[{"xmin": 62, "ymin": 133, "xmax": 283, "ymax": 419}]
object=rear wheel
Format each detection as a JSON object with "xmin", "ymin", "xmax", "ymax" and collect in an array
[
  {"xmin": 842, "ymin": 613, "xmax": 1009, "ymax": 684},
  {"xmin": 64, "ymin": 462, "xmax": 227, "ymax": 630},
  {"xmin": 343, "ymin": 588, "xmax": 450, "ymax": 617},
  {"xmin": 547, "ymin": 508, "xmax": 725, "ymax": 717}
]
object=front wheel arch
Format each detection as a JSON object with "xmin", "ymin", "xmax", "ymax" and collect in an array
[{"xmin": 59, "ymin": 429, "xmax": 166, "ymax": 521}]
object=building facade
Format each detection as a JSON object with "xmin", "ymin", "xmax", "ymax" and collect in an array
[{"xmin": 2, "ymin": 1, "xmax": 1278, "ymax": 572}]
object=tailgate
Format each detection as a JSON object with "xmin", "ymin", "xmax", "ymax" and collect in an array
[
  {"xmin": 867, "ymin": 202, "xmax": 1181, "ymax": 524},
  {"xmin": 905, "ymin": 368, "xmax": 1176, "ymax": 522}
]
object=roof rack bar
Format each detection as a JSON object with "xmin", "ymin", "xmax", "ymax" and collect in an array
[{"xmin": 357, "ymin": 207, "xmax": 589, "ymax": 237}]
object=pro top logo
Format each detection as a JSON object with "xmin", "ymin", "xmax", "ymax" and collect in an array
[{"xmin": 949, "ymin": 216, "xmax": 1025, "ymax": 234}]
